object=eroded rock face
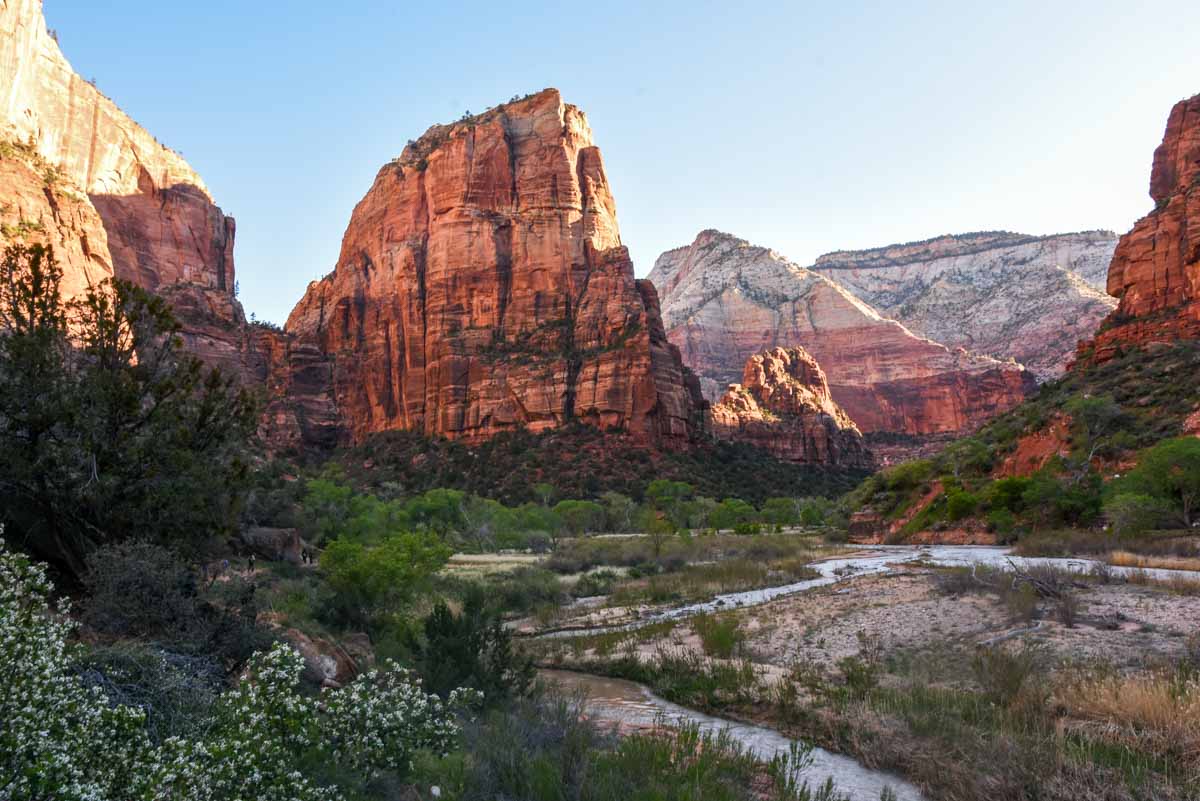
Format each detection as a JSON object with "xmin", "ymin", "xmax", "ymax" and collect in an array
[
  {"xmin": 812, "ymin": 231, "xmax": 1118, "ymax": 380},
  {"xmin": 1085, "ymin": 94, "xmax": 1200, "ymax": 361},
  {"xmin": 0, "ymin": 148, "xmax": 114, "ymax": 298},
  {"xmin": 649, "ymin": 230, "xmax": 1035, "ymax": 435},
  {"xmin": 0, "ymin": 0, "xmax": 333, "ymax": 452},
  {"xmin": 286, "ymin": 89, "xmax": 705, "ymax": 446},
  {"xmin": 710, "ymin": 347, "xmax": 872, "ymax": 467},
  {"xmin": 0, "ymin": 0, "xmax": 234, "ymax": 295}
]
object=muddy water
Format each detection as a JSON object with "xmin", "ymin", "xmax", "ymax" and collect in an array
[{"xmin": 541, "ymin": 668, "xmax": 923, "ymax": 801}]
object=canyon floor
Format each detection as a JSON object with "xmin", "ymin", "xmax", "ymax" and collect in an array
[{"xmin": 515, "ymin": 537, "xmax": 1200, "ymax": 801}]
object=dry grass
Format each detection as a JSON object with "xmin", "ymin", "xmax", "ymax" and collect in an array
[
  {"xmin": 1107, "ymin": 550, "xmax": 1200, "ymax": 573},
  {"xmin": 1124, "ymin": 568, "xmax": 1200, "ymax": 596},
  {"xmin": 1055, "ymin": 670, "xmax": 1200, "ymax": 771}
]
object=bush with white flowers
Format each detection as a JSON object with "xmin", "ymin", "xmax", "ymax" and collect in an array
[{"xmin": 0, "ymin": 536, "xmax": 474, "ymax": 800}]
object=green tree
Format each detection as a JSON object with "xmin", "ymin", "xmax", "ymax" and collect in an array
[
  {"xmin": 708, "ymin": 498, "xmax": 757, "ymax": 531},
  {"xmin": 532, "ymin": 482, "xmax": 556, "ymax": 507},
  {"xmin": 552, "ymin": 499, "xmax": 605, "ymax": 537},
  {"xmin": 1103, "ymin": 492, "xmax": 1171, "ymax": 537},
  {"xmin": 1118, "ymin": 437, "xmax": 1200, "ymax": 527},
  {"xmin": 760, "ymin": 497, "xmax": 800, "ymax": 526},
  {"xmin": 646, "ymin": 480, "xmax": 694, "ymax": 530},
  {"xmin": 1064, "ymin": 395, "xmax": 1133, "ymax": 481},
  {"xmin": 320, "ymin": 531, "xmax": 451, "ymax": 629},
  {"xmin": 599, "ymin": 491, "xmax": 637, "ymax": 532},
  {"xmin": 0, "ymin": 244, "xmax": 257, "ymax": 577},
  {"xmin": 942, "ymin": 437, "xmax": 992, "ymax": 479}
]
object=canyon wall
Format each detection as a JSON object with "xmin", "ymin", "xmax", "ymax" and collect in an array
[
  {"xmin": 710, "ymin": 347, "xmax": 872, "ymax": 468},
  {"xmin": 813, "ymin": 231, "xmax": 1117, "ymax": 380},
  {"xmin": 285, "ymin": 89, "xmax": 705, "ymax": 446},
  {"xmin": 649, "ymin": 230, "xmax": 1035, "ymax": 436},
  {"xmin": 1084, "ymin": 94, "xmax": 1200, "ymax": 361},
  {"xmin": 0, "ymin": 0, "xmax": 337, "ymax": 451}
]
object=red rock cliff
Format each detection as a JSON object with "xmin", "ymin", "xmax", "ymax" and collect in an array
[
  {"xmin": 0, "ymin": 0, "xmax": 335, "ymax": 451},
  {"xmin": 1085, "ymin": 94, "xmax": 1200, "ymax": 360},
  {"xmin": 710, "ymin": 347, "xmax": 872, "ymax": 468},
  {"xmin": 286, "ymin": 89, "xmax": 705, "ymax": 445}
]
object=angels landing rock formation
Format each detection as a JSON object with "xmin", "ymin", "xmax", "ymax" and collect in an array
[
  {"xmin": 710, "ymin": 347, "xmax": 872, "ymax": 468},
  {"xmin": 1084, "ymin": 94, "xmax": 1200, "ymax": 361},
  {"xmin": 285, "ymin": 89, "xmax": 705, "ymax": 446},
  {"xmin": 649, "ymin": 230, "xmax": 1035, "ymax": 437},
  {"xmin": 812, "ymin": 230, "xmax": 1118, "ymax": 380}
]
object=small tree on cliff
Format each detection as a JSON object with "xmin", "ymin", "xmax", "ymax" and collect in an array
[
  {"xmin": 1115, "ymin": 437, "xmax": 1200, "ymax": 528},
  {"xmin": 0, "ymin": 244, "xmax": 258, "ymax": 577}
]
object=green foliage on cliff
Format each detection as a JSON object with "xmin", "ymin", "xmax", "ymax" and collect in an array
[
  {"xmin": 339, "ymin": 424, "xmax": 866, "ymax": 506},
  {"xmin": 844, "ymin": 340, "xmax": 1200, "ymax": 541}
]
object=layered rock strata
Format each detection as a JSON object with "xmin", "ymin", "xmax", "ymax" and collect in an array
[
  {"xmin": 709, "ymin": 347, "xmax": 872, "ymax": 468},
  {"xmin": 1084, "ymin": 94, "xmax": 1200, "ymax": 361},
  {"xmin": 0, "ymin": 0, "xmax": 337, "ymax": 451},
  {"xmin": 813, "ymin": 231, "xmax": 1118, "ymax": 380},
  {"xmin": 649, "ymin": 230, "xmax": 1035, "ymax": 435},
  {"xmin": 285, "ymin": 89, "xmax": 705, "ymax": 446}
]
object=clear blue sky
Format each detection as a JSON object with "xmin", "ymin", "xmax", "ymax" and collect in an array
[{"xmin": 45, "ymin": 0, "xmax": 1200, "ymax": 324}]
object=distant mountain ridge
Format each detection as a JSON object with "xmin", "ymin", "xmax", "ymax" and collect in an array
[
  {"xmin": 649, "ymin": 230, "xmax": 1035, "ymax": 436},
  {"xmin": 811, "ymin": 230, "xmax": 1118, "ymax": 379}
]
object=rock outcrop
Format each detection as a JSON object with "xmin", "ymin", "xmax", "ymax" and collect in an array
[
  {"xmin": 710, "ymin": 347, "xmax": 872, "ymax": 468},
  {"xmin": 649, "ymin": 230, "xmax": 1035, "ymax": 436},
  {"xmin": 0, "ymin": 0, "xmax": 336, "ymax": 451},
  {"xmin": 1084, "ymin": 94, "xmax": 1200, "ymax": 361},
  {"xmin": 813, "ymin": 231, "xmax": 1118, "ymax": 380},
  {"xmin": 285, "ymin": 89, "xmax": 705, "ymax": 446}
]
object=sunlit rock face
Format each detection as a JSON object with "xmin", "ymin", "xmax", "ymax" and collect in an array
[
  {"xmin": 286, "ymin": 89, "xmax": 705, "ymax": 446},
  {"xmin": 710, "ymin": 347, "xmax": 872, "ymax": 468},
  {"xmin": 812, "ymin": 230, "xmax": 1118, "ymax": 381},
  {"xmin": 1083, "ymin": 94, "xmax": 1200, "ymax": 362},
  {"xmin": 649, "ymin": 230, "xmax": 1035, "ymax": 436},
  {"xmin": 0, "ymin": 0, "xmax": 335, "ymax": 451}
]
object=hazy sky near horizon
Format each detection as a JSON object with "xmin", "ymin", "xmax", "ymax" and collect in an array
[{"xmin": 44, "ymin": 0, "xmax": 1200, "ymax": 324}]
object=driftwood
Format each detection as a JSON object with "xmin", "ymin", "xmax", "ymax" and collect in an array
[{"xmin": 1005, "ymin": 559, "xmax": 1084, "ymax": 599}]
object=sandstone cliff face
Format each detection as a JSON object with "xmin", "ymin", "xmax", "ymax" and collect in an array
[
  {"xmin": 0, "ymin": 143, "xmax": 114, "ymax": 298},
  {"xmin": 1085, "ymin": 94, "xmax": 1200, "ymax": 360},
  {"xmin": 649, "ymin": 230, "xmax": 1035, "ymax": 436},
  {"xmin": 1, "ymin": 0, "xmax": 235, "ymax": 296},
  {"xmin": 0, "ymin": 0, "xmax": 336, "ymax": 452},
  {"xmin": 812, "ymin": 231, "xmax": 1118, "ymax": 380},
  {"xmin": 286, "ymin": 89, "xmax": 704, "ymax": 446},
  {"xmin": 710, "ymin": 347, "xmax": 872, "ymax": 468}
]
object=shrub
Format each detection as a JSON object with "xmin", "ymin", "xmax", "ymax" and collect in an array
[
  {"xmin": 82, "ymin": 541, "xmax": 203, "ymax": 641},
  {"xmin": 319, "ymin": 530, "xmax": 451, "ymax": 629},
  {"xmin": 571, "ymin": 568, "xmax": 619, "ymax": 598},
  {"xmin": 75, "ymin": 643, "xmax": 222, "ymax": 742},
  {"xmin": 405, "ymin": 588, "xmax": 534, "ymax": 705},
  {"xmin": 0, "ymin": 536, "xmax": 474, "ymax": 799},
  {"xmin": 971, "ymin": 645, "xmax": 1040, "ymax": 706},
  {"xmin": 1104, "ymin": 492, "xmax": 1171, "ymax": 537},
  {"xmin": 1003, "ymin": 583, "xmax": 1039, "ymax": 624},
  {"xmin": 692, "ymin": 614, "xmax": 744, "ymax": 658},
  {"xmin": 945, "ymin": 489, "xmax": 978, "ymax": 521},
  {"xmin": 1055, "ymin": 592, "xmax": 1079, "ymax": 628},
  {"xmin": 484, "ymin": 567, "xmax": 568, "ymax": 615}
]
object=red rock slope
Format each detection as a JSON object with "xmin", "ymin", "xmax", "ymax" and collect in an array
[
  {"xmin": 285, "ymin": 90, "xmax": 705, "ymax": 446},
  {"xmin": 1084, "ymin": 94, "xmax": 1200, "ymax": 361},
  {"xmin": 649, "ymin": 230, "xmax": 1035, "ymax": 436},
  {"xmin": 710, "ymin": 347, "xmax": 872, "ymax": 468}
]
